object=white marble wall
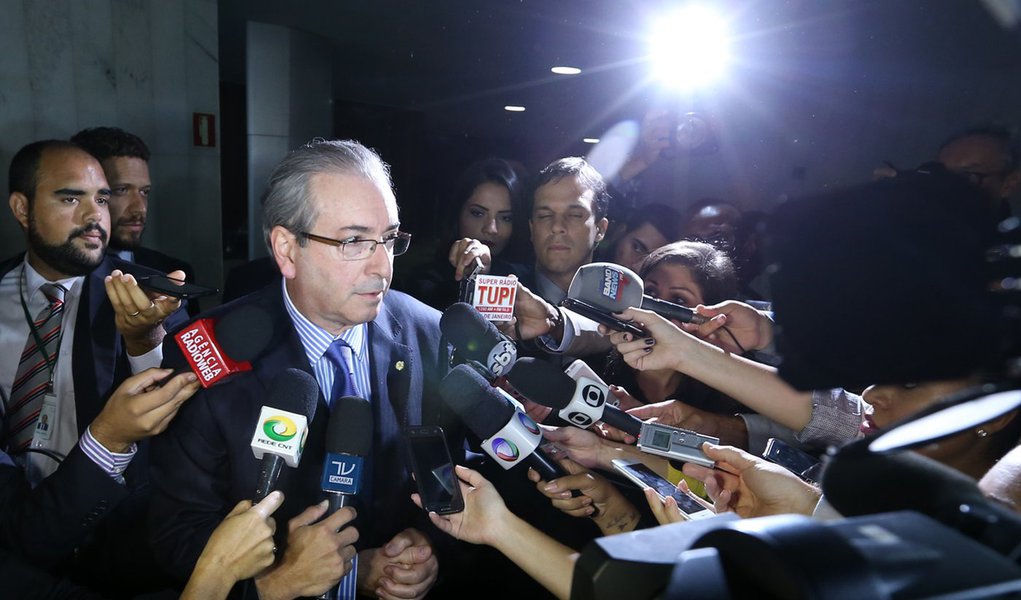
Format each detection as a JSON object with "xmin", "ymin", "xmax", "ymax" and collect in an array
[{"xmin": 0, "ymin": 0, "xmax": 222, "ymax": 294}]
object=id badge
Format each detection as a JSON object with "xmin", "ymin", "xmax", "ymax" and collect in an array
[{"xmin": 32, "ymin": 393, "xmax": 59, "ymax": 445}]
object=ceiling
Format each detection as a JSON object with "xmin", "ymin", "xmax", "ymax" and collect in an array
[{"xmin": 219, "ymin": 0, "xmax": 1021, "ymax": 147}]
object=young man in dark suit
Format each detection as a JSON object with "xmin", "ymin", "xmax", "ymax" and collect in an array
[
  {"xmin": 1, "ymin": 139, "xmax": 189, "ymax": 595},
  {"xmin": 151, "ymin": 139, "xmax": 463, "ymax": 600},
  {"xmin": 71, "ymin": 126, "xmax": 199, "ymax": 315}
]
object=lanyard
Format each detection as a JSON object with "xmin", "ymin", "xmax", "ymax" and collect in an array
[{"xmin": 18, "ymin": 268, "xmax": 62, "ymax": 390}]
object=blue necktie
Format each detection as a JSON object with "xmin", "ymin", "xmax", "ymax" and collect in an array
[{"xmin": 323, "ymin": 339, "xmax": 357, "ymax": 407}]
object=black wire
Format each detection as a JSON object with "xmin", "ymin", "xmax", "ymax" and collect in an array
[
  {"xmin": 13, "ymin": 447, "xmax": 65, "ymax": 464},
  {"xmin": 720, "ymin": 325, "xmax": 747, "ymax": 355}
]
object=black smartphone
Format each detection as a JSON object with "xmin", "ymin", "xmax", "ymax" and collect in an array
[
  {"xmin": 404, "ymin": 425, "xmax": 464, "ymax": 514},
  {"xmin": 559, "ymin": 297, "xmax": 645, "ymax": 336},
  {"xmin": 137, "ymin": 275, "xmax": 219, "ymax": 299},
  {"xmin": 457, "ymin": 257, "xmax": 482, "ymax": 304},
  {"xmin": 763, "ymin": 437, "xmax": 822, "ymax": 483}
]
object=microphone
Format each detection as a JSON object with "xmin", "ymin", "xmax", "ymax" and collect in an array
[
  {"xmin": 439, "ymin": 302, "xmax": 517, "ymax": 379},
  {"xmin": 823, "ymin": 437, "xmax": 1021, "ymax": 559},
  {"xmin": 173, "ymin": 304, "xmax": 276, "ymax": 387},
  {"xmin": 567, "ymin": 262, "xmax": 708, "ymax": 325},
  {"xmin": 440, "ymin": 363, "xmax": 569, "ymax": 482},
  {"xmin": 504, "ymin": 357, "xmax": 643, "ymax": 438},
  {"xmin": 250, "ymin": 368, "xmax": 315, "ymax": 501},
  {"xmin": 320, "ymin": 395, "xmax": 373, "ymax": 514}
]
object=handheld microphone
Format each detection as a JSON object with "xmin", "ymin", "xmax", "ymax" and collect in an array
[
  {"xmin": 250, "ymin": 368, "xmax": 315, "ymax": 501},
  {"xmin": 504, "ymin": 357, "xmax": 643, "ymax": 438},
  {"xmin": 174, "ymin": 304, "xmax": 276, "ymax": 387},
  {"xmin": 320, "ymin": 395, "xmax": 373, "ymax": 514},
  {"xmin": 567, "ymin": 262, "xmax": 708, "ymax": 325},
  {"xmin": 440, "ymin": 364, "xmax": 568, "ymax": 482},
  {"xmin": 439, "ymin": 302, "xmax": 517, "ymax": 379}
]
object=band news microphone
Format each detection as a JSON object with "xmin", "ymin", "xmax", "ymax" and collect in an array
[
  {"xmin": 440, "ymin": 302, "xmax": 517, "ymax": 379},
  {"xmin": 321, "ymin": 395, "xmax": 373, "ymax": 513},
  {"xmin": 250, "ymin": 368, "xmax": 315, "ymax": 501},
  {"xmin": 568, "ymin": 262, "xmax": 708, "ymax": 325},
  {"xmin": 174, "ymin": 304, "xmax": 275, "ymax": 387},
  {"xmin": 440, "ymin": 364, "xmax": 569, "ymax": 482},
  {"xmin": 504, "ymin": 357, "xmax": 643, "ymax": 438}
]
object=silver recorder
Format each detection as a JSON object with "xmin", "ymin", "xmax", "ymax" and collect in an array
[{"xmin": 637, "ymin": 422, "xmax": 718, "ymax": 468}]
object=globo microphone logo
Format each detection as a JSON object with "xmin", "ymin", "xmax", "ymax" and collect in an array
[
  {"xmin": 492, "ymin": 438, "xmax": 520, "ymax": 462},
  {"xmin": 517, "ymin": 412, "xmax": 540, "ymax": 435},
  {"xmin": 582, "ymin": 384, "xmax": 606, "ymax": 408},
  {"xmin": 263, "ymin": 415, "xmax": 298, "ymax": 442}
]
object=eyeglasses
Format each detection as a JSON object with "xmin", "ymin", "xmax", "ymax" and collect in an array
[{"xmin": 300, "ymin": 231, "xmax": 412, "ymax": 260}]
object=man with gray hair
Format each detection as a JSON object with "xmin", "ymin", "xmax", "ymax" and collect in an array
[{"xmin": 150, "ymin": 139, "xmax": 461, "ymax": 599}]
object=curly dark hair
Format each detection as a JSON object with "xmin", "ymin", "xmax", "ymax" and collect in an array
[
  {"xmin": 71, "ymin": 126, "xmax": 151, "ymax": 163},
  {"xmin": 638, "ymin": 240, "xmax": 737, "ymax": 305}
]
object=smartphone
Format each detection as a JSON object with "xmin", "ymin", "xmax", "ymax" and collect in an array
[
  {"xmin": 763, "ymin": 437, "xmax": 822, "ymax": 483},
  {"xmin": 611, "ymin": 458, "xmax": 714, "ymax": 521},
  {"xmin": 559, "ymin": 297, "xmax": 645, "ymax": 336},
  {"xmin": 404, "ymin": 425, "xmax": 464, "ymax": 514},
  {"xmin": 458, "ymin": 257, "xmax": 482, "ymax": 304},
  {"xmin": 137, "ymin": 275, "xmax": 219, "ymax": 299}
]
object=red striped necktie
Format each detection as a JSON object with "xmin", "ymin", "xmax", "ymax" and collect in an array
[{"xmin": 7, "ymin": 283, "xmax": 67, "ymax": 452}]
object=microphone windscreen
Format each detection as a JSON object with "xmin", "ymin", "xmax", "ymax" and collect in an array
[
  {"xmin": 822, "ymin": 437, "xmax": 987, "ymax": 519},
  {"xmin": 440, "ymin": 364, "xmax": 514, "ymax": 439},
  {"xmin": 267, "ymin": 368, "xmax": 318, "ymax": 419},
  {"xmin": 440, "ymin": 303, "xmax": 502, "ymax": 360},
  {"xmin": 214, "ymin": 304, "xmax": 275, "ymax": 362},
  {"xmin": 568, "ymin": 263, "xmax": 645, "ymax": 312},
  {"xmin": 326, "ymin": 396, "xmax": 373, "ymax": 455},
  {"xmin": 505, "ymin": 358, "xmax": 576, "ymax": 410}
]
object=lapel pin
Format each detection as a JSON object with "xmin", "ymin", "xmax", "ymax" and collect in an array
[{"xmin": 395, "ymin": 360, "xmax": 405, "ymax": 372}]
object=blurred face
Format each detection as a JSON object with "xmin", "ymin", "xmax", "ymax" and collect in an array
[
  {"xmin": 860, "ymin": 379, "xmax": 972, "ymax": 436},
  {"xmin": 102, "ymin": 156, "xmax": 151, "ymax": 249},
  {"xmin": 613, "ymin": 222, "xmax": 669, "ymax": 273},
  {"xmin": 937, "ymin": 135, "xmax": 1021, "ymax": 212},
  {"xmin": 458, "ymin": 181, "xmax": 513, "ymax": 256},
  {"xmin": 530, "ymin": 175, "xmax": 607, "ymax": 280},
  {"xmin": 10, "ymin": 147, "xmax": 111, "ymax": 280},
  {"xmin": 275, "ymin": 172, "xmax": 398, "ymax": 336},
  {"xmin": 643, "ymin": 262, "xmax": 705, "ymax": 314},
  {"xmin": 683, "ymin": 204, "xmax": 740, "ymax": 249}
]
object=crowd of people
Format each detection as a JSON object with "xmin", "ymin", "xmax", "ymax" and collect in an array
[{"xmin": 0, "ymin": 116, "xmax": 1019, "ymax": 599}]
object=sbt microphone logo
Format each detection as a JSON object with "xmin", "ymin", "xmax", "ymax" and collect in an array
[{"xmin": 321, "ymin": 453, "xmax": 363, "ymax": 495}]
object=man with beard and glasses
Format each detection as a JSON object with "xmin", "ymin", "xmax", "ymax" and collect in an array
[
  {"xmin": 1, "ymin": 140, "xmax": 189, "ymax": 596},
  {"xmin": 72, "ymin": 126, "xmax": 199, "ymax": 315}
]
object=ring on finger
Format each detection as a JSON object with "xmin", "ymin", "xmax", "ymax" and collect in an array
[{"xmin": 129, "ymin": 310, "xmax": 142, "ymax": 317}]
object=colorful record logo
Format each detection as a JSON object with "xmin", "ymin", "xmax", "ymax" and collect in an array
[
  {"xmin": 263, "ymin": 415, "xmax": 298, "ymax": 442},
  {"xmin": 491, "ymin": 438, "xmax": 520, "ymax": 462},
  {"xmin": 517, "ymin": 412, "xmax": 540, "ymax": 435}
]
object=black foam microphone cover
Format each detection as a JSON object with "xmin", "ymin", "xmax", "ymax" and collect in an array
[
  {"xmin": 439, "ymin": 303, "xmax": 516, "ymax": 377},
  {"xmin": 504, "ymin": 358, "xmax": 577, "ymax": 411},
  {"xmin": 213, "ymin": 304, "xmax": 276, "ymax": 362},
  {"xmin": 326, "ymin": 396, "xmax": 373, "ymax": 455},
  {"xmin": 253, "ymin": 368, "xmax": 318, "ymax": 501}
]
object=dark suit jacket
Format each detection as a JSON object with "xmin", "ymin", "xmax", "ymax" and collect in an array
[
  {"xmin": 0, "ymin": 253, "xmax": 187, "ymax": 596},
  {"xmin": 149, "ymin": 283, "xmax": 463, "ymax": 588}
]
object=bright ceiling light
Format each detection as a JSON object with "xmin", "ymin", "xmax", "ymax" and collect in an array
[
  {"xmin": 650, "ymin": 5, "xmax": 730, "ymax": 90},
  {"xmin": 551, "ymin": 66, "xmax": 582, "ymax": 75},
  {"xmin": 504, "ymin": 105, "xmax": 526, "ymax": 112},
  {"xmin": 583, "ymin": 138, "xmax": 600, "ymax": 144}
]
